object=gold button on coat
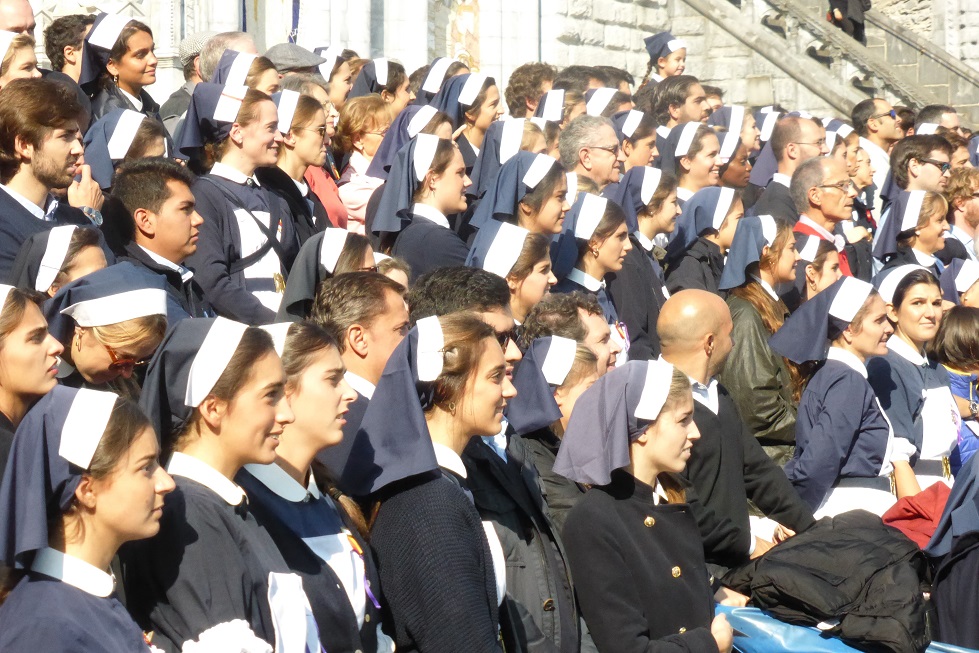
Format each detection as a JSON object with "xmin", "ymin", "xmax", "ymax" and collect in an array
[
  {"xmin": 679, "ymin": 627, "xmax": 687, "ymax": 633},
  {"xmin": 644, "ymin": 516, "xmax": 655, "ymax": 527},
  {"xmin": 542, "ymin": 598, "xmax": 555, "ymax": 611},
  {"xmin": 671, "ymin": 566, "xmax": 682, "ymax": 578}
]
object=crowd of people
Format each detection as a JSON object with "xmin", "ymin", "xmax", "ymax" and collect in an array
[{"xmin": 2, "ymin": 0, "xmax": 979, "ymax": 650}]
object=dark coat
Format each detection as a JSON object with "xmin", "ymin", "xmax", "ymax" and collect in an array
[
  {"xmin": 665, "ymin": 237, "xmax": 724, "ymax": 296},
  {"xmin": 839, "ymin": 199, "xmax": 875, "ymax": 282},
  {"xmin": 683, "ymin": 385, "xmax": 814, "ymax": 567},
  {"xmin": 391, "ymin": 216, "xmax": 469, "ymax": 284},
  {"xmin": 718, "ymin": 295, "xmax": 797, "ymax": 447},
  {"xmin": 463, "ymin": 438, "xmax": 578, "ymax": 653},
  {"xmin": 513, "ymin": 428, "xmax": 586, "ymax": 536},
  {"xmin": 255, "ymin": 166, "xmax": 329, "ymax": 247},
  {"xmin": 752, "ymin": 181, "xmax": 798, "ymax": 225},
  {"xmin": 933, "ymin": 531, "xmax": 979, "ymax": 648},
  {"xmin": 563, "ymin": 470, "xmax": 719, "ymax": 653},
  {"xmin": 90, "ymin": 84, "xmax": 163, "ymax": 124},
  {"xmin": 0, "ymin": 411, "xmax": 13, "ymax": 487},
  {"xmin": 118, "ymin": 242, "xmax": 211, "ymax": 318},
  {"xmin": 880, "ymin": 246, "xmax": 942, "ymax": 278},
  {"xmin": 605, "ymin": 235, "xmax": 668, "ymax": 360},
  {"xmin": 0, "ymin": 190, "xmax": 90, "ymax": 282}
]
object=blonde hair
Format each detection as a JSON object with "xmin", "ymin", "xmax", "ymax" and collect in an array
[
  {"xmin": 90, "ymin": 314, "xmax": 167, "ymax": 352},
  {"xmin": 335, "ymin": 94, "xmax": 394, "ymax": 154},
  {"xmin": 0, "ymin": 34, "xmax": 34, "ymax": 77},
  {"xmin": 551, "ymin": 344, "xmax": 598, "ymax": 439}
]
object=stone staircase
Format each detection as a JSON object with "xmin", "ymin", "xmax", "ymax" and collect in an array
[{"xmin": 672, "ymin": 0, "xmax": 979, "ymax": 123}]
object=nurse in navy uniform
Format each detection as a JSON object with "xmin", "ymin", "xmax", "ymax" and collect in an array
[
  {"xmin": 768, "ymin": 276, "xmax": 919, "ymax": 517},
  {"xmin": 0, "ymin": 386, "xmax": 176, "ymax": 652},
  {"xmin": 178, "ymin": 82, "xmax": 300, "ymax": 325},
  {"xmin": 431, "ymin": 72, "xmax": 502, "ymax": 172},
  {"xmin": 664, "ymin": 186, "xmax": 743, "ymax": 296},
  {"xmin": 555, "ymin": 359, "xmax": 738, "ymax": 653}
]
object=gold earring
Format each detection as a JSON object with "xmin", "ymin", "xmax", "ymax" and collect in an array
[
  {"xmin": 591, "ymin": 248, "xmax": 599, "ymax": 257},
  {"xmin": 112, "ymin": 74, "xmax": 119, "ymax": 85},
  {"xmin": 447, "ymin": 401, "xmax": 456, "ymax": 415}
]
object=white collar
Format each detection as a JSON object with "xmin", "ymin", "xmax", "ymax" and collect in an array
[
  {"xmin": 676, "ymin": 187, "xmax": 694, "ymax": 201},
  {"xmin": 750, "ymin": 274, "xmax": 780, "ymax": 300},
  {"xmin": 651, "ymin": 480, "xmax": 670, "ymax": 506},
  {"xmin": 912, "ymin": 248, "xmax": 937, "ymax": 268},
  {"xmin": 798, "ymin": 214, "xmax": 834, "ymax": 240},
  {"xmin": 243, "ymin": 462, "xmax": 321, "ymax": 503},
  {"xmin": 167, "ymin": 451, "xmax": 247, "ymax": 506},
  {"xmin": 567, "ymin": 267, "xmax": 605, "ymax": 291},
  {"xmin": 344, "ymin": 371, "xmax": 375, "ymax": 400},
  {"xmin": 650, "ymin": 73, "xmax": 665, "ymax": 83},
  {"xmin": 0, "ymin": 183, "xmax": 53, "ymax": 220},
  {"xmin": 31, "ymin": 547, "xmax": 115, "ymax": 598},
  {"xmin": 887, "ymin": 334, "xmax": 927, "ymax": 366},
  {"xmin": 771, "ymin": 172, "xmax": 791, "ymax": 188},
  {"xmin": 634, "ymin": 230, "xmax": 655, "ymax": 252},
  {"xmin": 686, "ymin": 374, "xmax": 719, "ymax": 414},
  {"xmin": 138, "ymin": 244, "xmax": 194, "ymax": 281},
  {"xmin": 951, "ymin": 224, "xmax": 975, "ymax": 246},
  {"xmin": 411, "ymin": 202, "xmax": 450, "ymax": 228},
  {"xmin": 209, "ymin": 162, "xmax": 261, "ymax": 187},
  {"xmin": 432, "ymin": 442, "xmax": 467, "ymax": 478},
  {"xmin": 119, "ymin": 87, "xmax": 143, "ymax": 111},
  {"xmin": 859, "ymin": 137, "xmax": 888, "ymax": 161},
  {"xmin": 293, "ymin": 178, "xmax": 310, "ymax": 197},
  {"xmin": 827, "ymin": 346, "xmax": 867, "ymax": 377}
]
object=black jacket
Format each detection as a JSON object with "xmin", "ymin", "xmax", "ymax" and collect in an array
[
  {"xmin": 391, "ymin": 216, "xmax": 469, "ymax": 284},
  {"xmin": 723, "ymin": 510, "xmax": 930, "ymax": 653},
  {"xmin": 0, "ymin": 190, "xmax": 90, "ymax": 282},
  {"xmin": 463, "ymin": 439, "xmax": 578, "ymax": 653},
  {"xmin": 933, "ymin": 531, "xmax": 979, "ymax": 648},
  {"xmin": 563, "ymin": 470, "xmax": 719, "ymax": 653},
  {"xmin": 256, "ymin": 166, "xmax": 329, "ymax": 247},
  {"xmin": 752, "ymin": 181, "xmax": 798, "ymax": 225},
  {"xmin": 119, "ymin": 242, "xmax": 210, "ymax": 318},
  {"xmin": 665, "ymin": 237, "xmax": 724, "ymax": 296},
  {"xmin": 605, "ymin": 235, "xmax": 668, "ymax": 360},
  {"xmin": 840, "ymin": 198, "xmax": 875, "ymax": 282},
  {"xmin": 90, "ymin": 84, "xmax": 163, "ymax": 124},
  {"xmin": 683, "ymin": 384, "xmax": 814, "ymax": 567},
  {"xmin": 513, "ymin": 428, "xmax": 585, "ymax": 536}
]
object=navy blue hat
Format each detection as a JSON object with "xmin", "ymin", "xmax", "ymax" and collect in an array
[
  {"xmin": 665, "ymin": 186, "xmax": 737, "ymax": 264},
  {"xmin": 822, "ymin": 117, "xmax": 854, "ymax": 152},
  {"xmin": 349, "ymin": 58, "xmax": 393, "ymax": 99},
  {"xmin": 970, "ymin": 135, "xmax": 979, "ymax": 168},
  {"xmin": 659, "ymin": 122, "xmax": 705, "ymax": 176},
  {"xmin": 176, "ymin": 82, "xmax": 249, "ymax": 156},
  {"xmin": 872, "ymin": 189, "xmax": 925, "ymax": 260},
  {"xmin": 603, "ymin": 165, "xmax": 665, "ymax": 233},
  {"xmin": 876, "ymin": 170, "xmax": 901, "ymax": 219},
  {"xmin": 414, "ymin": 57, "xmax": 458, "ymax": 105},
  {"xmin": 506, "ymin": 336, "xmax": 577, "ymax": 435},
  {"xmin": 554, "ymin": 359, "xmax": 677, "ymax": 485},
  {"xmin": 431, "ymin": 72, "xmax": 493, "ymax": 129},
  {"xmin": 9, "ymin": 225, "xmax": 103, "ymax": 293},
  {"xmin": 312, "ymin": 45, "xmax": 345, "ymax": 81},
  {"xmin": 366, "ymin": 104, "xmax": 442, "ymax": 179},
  {"xmin": 926, "ymin": 448, "xmax": 979, "ymax": 558},
  {"xmin": 707, "ymin": 105, "xmax": 747, "ymax": 135},
  {"xmin": 584, "ymin": 87, "xmax": 618, "ymax": 117},
  {"xmin": 534, "ymin": 89, "xmax": 565, "ymax": 122},
  {"xmin": 644, "ymin": 31, "xmax": 687, "ymax": 61},
  {"xmin": 83, "ymin": 109, "xmax": 149, "ymax": 189},
  {"xmin": 611, "ymin": 109, "xmax": 651, "ymax": 142},
  {"xmin": 44, "ymin": 262, "xmax": 168, "ymax": 348},
  {"xmin": 551, "ymin": 193, "xmax": 611, "ymax": 280},
  {"xmin": 748, "ymin": 140, "xmax": 777, "ymax": 188},
  {"xmin": 139, "ymin": 317, "xmax": 257, "ymax": 442},
  {"xmin": 940, "ymin": 258, "xmax": 979, "ymax": 304},
  {"xmin": 718, "ymin": 214, "xmax": 779, "ymax": 290},
  {"xmin": 339, "ymin": 316, "xmax": 447, "ymax": 496},
  {"xmin": 469, "ymin": 118, "xmax": 531, "ymax": 200},
  {"xmin": 465, "ymin": 219, "xmax": 531, "ymax": 278},
  {"xmin": 276, "ymin": 229, "xmax": 354, "ymax": 322},
  {"xmin": 0, "ymin": 385, "xmax": 122, "ymax": 568},
  {"xmin": 371, "ymin": 133, "xmax": 445, "ymax": 235},
  {"xmin": 469, "ymin": 151, "xmax": 560, "ymax": 232},
  {"xmin": 873, "ymin": 264, "xmax": 930, "ymax": 304},
  {"xmin": 753, "ymin": 108, "xmax": 781, "ymax": 146},
  {"xmin": 768, "ymin": 276, "xmax": 874, "ymax": 363},
  {"xmin": 79, "ymin": 12, "xmax": 136, "ymax": 90},
  {"xmin": 211, "ymin": 49, "xmax": 258, "ymax": 86}
]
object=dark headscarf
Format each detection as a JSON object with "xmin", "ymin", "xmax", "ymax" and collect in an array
[
  {"xmin": 940, "ymin": 258, "xmax": 979, "ymax": 304},
  {"xmin": 469, "ymin": 118, "xmax": 530, "ymax": 199},
  {"xmin": 371, "ymin": 134, "xmax": 443, "ymax": 235},
  {"xmin": 469, "ymin": 151, "xmax": 559, "ymax": 232},
  {"xmin": 349, "ymin": 58, "xmax": 392, "ymax": 99},
  {"xmin": 79, "ymin": 12, "xmax": 134, "ymax": 90},
  {"xmin": 276, "ymin": 229, "xmax": 353, "ymax": 322},
  {"xmin": 717, "ymin": 214, "xmax": 779, "ymax": 290},
  {"xmin": 431, "ymin": 73, "xmax": 493, "ymax": 129},
  {"xmin": 83, "ymin": 108, "xmax": 151, "ymax": 189},
  {"xmin": 506, "ymin": 336, "xmax": 576, "ymax": 435},
  {"xmin": 659, "ymin": 122, "xmax": 703, "ymax": 177},
  {"xmin": 665, "ymin": 186, "xmax": 736, "ymax": 264},
  {"xmin": 176, "ymin": 82, "xmax": 248, "ymax": 157},
  {"xmin": 872, "ymin": 190, "xmax": 924, "ymax": 261},
  {"xmin": 366, "ymin": 104, "xmax": 441, "ymax": 180}
]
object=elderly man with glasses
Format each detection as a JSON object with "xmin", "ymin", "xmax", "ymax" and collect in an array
[{"xmin": 558, "ymin": 114, "xmax": 627, "ymax": 195}]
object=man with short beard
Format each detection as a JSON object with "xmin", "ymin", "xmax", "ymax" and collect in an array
[{"xmin": 0, "ymin": 78, "xmax": 94, "ymax": 280}]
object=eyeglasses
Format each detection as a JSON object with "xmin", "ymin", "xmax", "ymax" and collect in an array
[
  {"xmin": 103, "ymin": 342, "xmax": 149, "ymax": 370},
  {"xmin": 296, "ymin": 126, "xmax": 328, "ymax": 137},
  {"xmin": 794, "ymin": 139, "xmax": 827, "ymax": 148},
  {"xmin": 589, "ymin": 143, "xmax": 621, "ymax": 156},
  {"xmin": 495, "ymin": 328, "xmax": 516, "ymax": 351},
  {"xmin": 818, "ymin": 180, "xmax": 855, "ymax": 192},
  {"xmin": 358, "ymin": 265, "xmax": 379, "ymax": 273},
  {"xmin": 869, "ymin": 109, "xmax": 897, "ymax": 121},
  {"xmin": 919, "ymin": 158, "xmax": 951, "ymax": 174},
  {"xmin": 365, "ymin": 128, "xmax": 389, "ymax": 137}
]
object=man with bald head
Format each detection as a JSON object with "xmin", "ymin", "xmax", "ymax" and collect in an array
[
  {"xmin": 658, "ymin": 290, "xmax": 814, "ymax": 568},
  {"xmin": 0, "ymin": 0, "xmax": 34, "ymax": 36}
]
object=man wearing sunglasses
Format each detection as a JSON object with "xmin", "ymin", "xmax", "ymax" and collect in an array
[
  {"xmin": 852, "ymin": 98, "xmax": 904, "ymax": 216},
  {"xmin": 891, "ymin": 134, "xmax": 953, "ymax": 195}
]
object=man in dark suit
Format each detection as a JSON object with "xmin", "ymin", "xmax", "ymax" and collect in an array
[
  {"xmin": 0, "ymin": 78, "xmax": 98, "ymax": 281},
  {"xmin": 310, "ymin": 271, "xmax": 410, "ymax": 482},
  {"xmin": 752, "ymin": 115, "xmax": 829, "ymax": 224},
  {"xmin": 659, "ymin": 289, "xmax": 815, "ymax": 568}
]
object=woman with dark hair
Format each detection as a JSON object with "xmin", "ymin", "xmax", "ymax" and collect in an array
[
  {"xmin": 556, "ymin": 359, "xmax": 738, "ymax": 653},
  {"xmin": 178, "ymin": 83, "xmax": 300, "ymax": 324},
  {"xmin": 469, "ymin": 151, "xmax": 569, "ymax": 236},
  {"xmin": 349, "ymin": 58, "xmax": 412, "ymax": 114},
  {"xmin": 868, "ymin": 265, "xmax": 957, "ymax": 489},
  {"xmin": 932, "ymin": 304, "xmax": 979, "ymax": 474},
  {"xmin": 717, "ymin": 215, "xmax": 801, "ymax": 464},
  {"xmin": 342, "ymin": 313, "xmax": 518, "ymax": 652},
  {"xmin": 0, "ymin": 386, "xmax": 175, "ymax": 650},
  {"xmin": 659, "ymin": 122, "xmax": 720, "ymax": 206},
  {"xmin": 314, "ymin": 46, "xmax": 354, "ymax": 110},
  {"xmin": 664, "ymin": 186, "xmax": 743, "ymax": 296},
  {"xmin": 123, "ymin": 317, "xmax": 324, "ymax": 651},
  {"xmin": 611, "ymin": 109, "xmax": 658, "ymax": 172},
  {"xmin": 237, "ymin": 322, "xmax": 396, "ymax": 652},
  {"xmin": 10, "ymin": 225, "xmax": 106, "ymax": 296},
  {"xmin": 431, "ymin": 73, "xmax": 503, "ymax": 171},
  {"xmin": 605, "ymin": 166, "xmax": 680, "ymax": 359},
  {"xmin": 0, "ymin": 285, "xmax": 63, "ymax": 480},
  {"xmin": 80, "ymin": 13, "xmax": 163, "ymax": 125},
  {"xmin": 769, "ymin": 277, "xmax": 918, "ymax": 516}
]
